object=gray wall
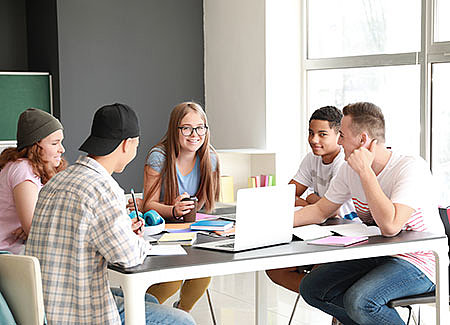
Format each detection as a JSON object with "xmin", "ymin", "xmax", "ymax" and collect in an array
[
  {"xmin": 0, "ymin": 0, "xmax": 28, "ymax": 70},
  {"xmin": 56, "ymin": 0, "xmax": 204, "ymax": 191}
]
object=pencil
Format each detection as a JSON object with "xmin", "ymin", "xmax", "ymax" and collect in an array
[{"xmin": 130, "ymin": 189, "xmax": 142, "ymax": 231}]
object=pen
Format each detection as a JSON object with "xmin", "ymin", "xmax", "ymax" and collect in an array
[{"xmin": 130, "ymin": 189, "xmax": 143, "ymax": 233}]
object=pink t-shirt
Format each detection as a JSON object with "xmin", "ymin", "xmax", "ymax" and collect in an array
[{"xmin": 0, "ymin": 159, "xmax": 42, "ymax": 254}]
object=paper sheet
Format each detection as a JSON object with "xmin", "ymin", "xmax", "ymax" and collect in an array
[
  {"xmin": 144, "ymin": 235, "xmax": 158, "ymax": 243},
  {"xmin": 321, "ymin": 223, "xmax": 381, "ymax": 237},
  {"xmin": 147, "ymin": 245, "xmax": 187, "ymax": 256},
  {"xmin": 292, "ymin": 224, "xmax": 334, "ymax": 240}
]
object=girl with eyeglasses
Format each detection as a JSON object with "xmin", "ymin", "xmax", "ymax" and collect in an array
[
  {"xmin": 0, "ymin": 109, "xmax": 67, "ymax": 254},
  {"xmin": 142, "ymin": 101, "xmax": 220, "ymax": 312}
]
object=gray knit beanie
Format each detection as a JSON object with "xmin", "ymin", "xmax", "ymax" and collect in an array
[{"xmin": 16, "ymin": 108, "xmax": 63, "ymax": 151}]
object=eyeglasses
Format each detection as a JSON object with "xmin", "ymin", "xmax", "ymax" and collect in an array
[{"xmin": 178, "ymin": 125, "xmax": 208, "ymax": 137}]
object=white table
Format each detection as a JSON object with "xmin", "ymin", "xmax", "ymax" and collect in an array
[{"xmin": 108, "ymin": 231, "xmax": 449, "ymax": 324}]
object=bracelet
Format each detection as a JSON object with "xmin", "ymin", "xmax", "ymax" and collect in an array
[{"xmin": 172, "ymin": 206, "xmax": 182, "ymax": 220}]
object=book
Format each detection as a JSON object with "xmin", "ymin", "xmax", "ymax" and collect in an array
[
  {"xmin": 254, "ymin": 176, "xmax": 260, "ymax": 187},
  {"xmin": 158, "ymin": 232, "xmax": 197, "ymax": 246},
  {"xmin": 268, "ymin": 174, "xmax": 275, "ymax": 186},
  {"xmin": 259, "ymin": 175, "xmax": 267, "ymax": 187},
  {"xmin": 195, "ymin": 213, "xmax": 219, "ymax": 220},
  {"xmin": 213, "ymin": 226, "xmax": 236, "ymax": 237},
  {"xmin": 190, "ymin": 220, "xmax": 233, "ymax": 231},
  {"xmin": 219, "ymin": 175, "xmax": 234, "ymax": 203},
  {"xmin": 307, "ymin": 235, "xmax": 368, "ymax": 247}
]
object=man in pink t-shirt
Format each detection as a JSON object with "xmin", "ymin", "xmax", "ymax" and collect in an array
[{"xmin": 295, "ymin": 102, "xmax": 444, "ymax": 325}]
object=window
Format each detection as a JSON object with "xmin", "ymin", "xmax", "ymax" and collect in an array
[
  {"xmin": 431, "ymin": 63, "xmax": 450, "ymax": 204},
  {"xmin": 434, "ymin": 0, "xmax": 450, "ymax": 42},
  {"xmin": 308, "ymin": 66, "xmax": 420, "ymax": 155},
  {"xmin": 303, "ymin": 0, "xmax": 450, "ymax": 204},
  {"xmin": 308, "ymin": 0, "xmax": 420, "ymax": 58}
]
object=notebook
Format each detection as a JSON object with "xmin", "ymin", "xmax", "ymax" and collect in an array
[
  {"xmin": 307, "ymin": 235, "xmax": 369, "ymax": 247},
  {"xmin": 158, "ymin": 232, "xmax": 197, "ymax": 246},
  {"xmin": 190, "ymin": 220, "xmax": 233, "ymax": 231},
  {"xmin": 193, "ymin": 184, "xmax": 295, "ymax": 252}
]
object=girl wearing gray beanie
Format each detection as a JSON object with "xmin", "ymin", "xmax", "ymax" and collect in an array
[{"xmin": 0, "ymin": 108, "xmax": 67, "ymax": 254}]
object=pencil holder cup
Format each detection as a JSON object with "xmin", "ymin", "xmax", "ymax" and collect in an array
[{"xmin": 181, "ymin": 196, "xmax": 198, "ymax": 222}]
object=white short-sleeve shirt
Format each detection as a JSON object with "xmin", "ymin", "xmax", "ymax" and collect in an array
[
  {"xmin": 293, "ymin": 148, "xmax": 355, "ymax": 218},
  {"xmin": 325, "ymin": 151, "xmax": 444, "ymax": 281}
]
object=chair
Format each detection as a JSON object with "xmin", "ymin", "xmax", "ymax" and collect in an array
[
  {"xmin": 0, "ymin": 253, "xmax": 45, "ymax": 325},
  {"xmin": 287, "ymin": 266, "xmax": 314, "ymax": 325},
  {"xmin": 206, "ymin": 288, "xmax": 217, "ymax": 325},
  {"xmin": 387, "ymin": 207, "xmax": 450, "ymax": 325}
]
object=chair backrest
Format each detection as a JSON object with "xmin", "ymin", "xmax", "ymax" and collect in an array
[
  {"xmin": 438, "ymin": 207, "xmax": 450, "ymax": 249},
  {"xmin": 0, "ymin": 254, "xmax": 45, "ymax": 325}
]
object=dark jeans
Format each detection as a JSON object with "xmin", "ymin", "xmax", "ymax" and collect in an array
[{"xmin": 299, "ymin": 256, "xmax": 435, "ymax": 325}]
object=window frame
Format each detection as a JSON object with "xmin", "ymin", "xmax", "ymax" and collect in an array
[{"xmin": 302, "ymin": 0, "xmax": 450, "ymax": 165}]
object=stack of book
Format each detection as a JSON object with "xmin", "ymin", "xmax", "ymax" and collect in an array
[{"xmin": 248, "ymin": 174, "xmax": 275, "ymax": 188}]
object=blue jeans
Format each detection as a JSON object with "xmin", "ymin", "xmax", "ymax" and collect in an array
[
  {"xmin": 299, "ymin": 256, "xmax": 435, "ymax": 325},
  {"xmin": 111, "ymin": 287, "xmax": 195, "ymax": 325}
]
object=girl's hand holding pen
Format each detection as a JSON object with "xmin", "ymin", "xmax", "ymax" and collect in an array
[{"xmin": 127, "ymin": 197, "xmax": 143, "ymax": 211}]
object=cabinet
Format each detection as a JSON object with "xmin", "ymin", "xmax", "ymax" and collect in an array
[{"xmin": 216, "ymin": 149, "xmax": 276, "ymax": 202}]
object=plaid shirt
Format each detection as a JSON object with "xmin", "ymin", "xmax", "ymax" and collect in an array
[{"xmin": 26, "ymin": 156, "xmax": 150, "ymax": 324}]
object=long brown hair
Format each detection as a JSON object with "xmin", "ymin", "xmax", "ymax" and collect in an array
[
  {"xmin": 146, "ymin": 102, "xmax": 220, "ymax": 212},
  {"xmin": 0, "ymin": 144, "xmax": 67, "ymax": 185}
]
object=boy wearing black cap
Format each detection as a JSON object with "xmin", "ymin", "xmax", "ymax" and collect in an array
[{"xmin": 26, "ymin": 104, "xmax": 195, "ymax": 325}]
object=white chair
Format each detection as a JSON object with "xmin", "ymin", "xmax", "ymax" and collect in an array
[{"xmin": 0, "ymin": 254, "xmax": 45, "ymax": 325}]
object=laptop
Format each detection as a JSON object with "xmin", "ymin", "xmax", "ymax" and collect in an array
[
  {"xmin": 194, "ymin": 184, "xmax": 295, "ymax": 252},
  {"xmin": 199, "ymin": 205, "xmax": 237, "ymax": 221}
]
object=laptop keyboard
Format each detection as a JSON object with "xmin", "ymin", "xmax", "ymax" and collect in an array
[
  {"xmin": 218, "ymin": 242, "xmax": 235, "ymax": 248},
  {"xmin": 220, "ymin": 214, "xmax": 236, "ymax": 221}
]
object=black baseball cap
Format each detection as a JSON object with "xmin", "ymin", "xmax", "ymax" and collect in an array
[{"xmin": 79, "ymin": 103, "xmax": 140, "ymax": 156}]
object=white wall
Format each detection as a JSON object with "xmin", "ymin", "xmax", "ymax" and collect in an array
[
  {"xmin": 204, "ymin": 0, "xmax": 303, "ymax": 184},
  {"xmin": 265, "ymin": 0, "xmax": 302, "ymax": 184},
  {"xmin": 204, "ymin": 0, "xmax": 266, "ymax": 150}
]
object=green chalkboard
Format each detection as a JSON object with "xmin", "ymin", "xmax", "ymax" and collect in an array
[{"xmin": 0, "ymin": 73, "xmax": 52, "ymax": 141}]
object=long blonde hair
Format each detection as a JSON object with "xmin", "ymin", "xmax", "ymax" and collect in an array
[
  {"xmin": 0, "ymin": 144, "xmax": 67, "ymax": 184},
  {"xmin": 147, "ymin": 102, "xmax": 220, "ymax": 212}
]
